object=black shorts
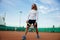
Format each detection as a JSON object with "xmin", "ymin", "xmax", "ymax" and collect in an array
[{"xmin": 28, "ymin": 20, "xmax": 36, "ymax": 24}]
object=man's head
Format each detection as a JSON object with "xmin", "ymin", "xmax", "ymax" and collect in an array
[{"xmin": 31, "ymin": 3, "xmax": 37, "ymax": 10}]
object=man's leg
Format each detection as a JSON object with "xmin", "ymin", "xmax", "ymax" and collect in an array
[
  {"xmin": 25, "ymin": 24, "xmax": 30, "ymax": 35},
  {"xmin": 22, "ymin": 24, "xmax": 30, "ymax": 40},
  {"xmin": 34, "ymin": 23, "xmax": 40, "ymax": 38}
]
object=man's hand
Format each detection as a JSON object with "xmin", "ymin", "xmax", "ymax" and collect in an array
[{"xmin": 34, "ymin": 22, "xmax": 37, "ymax": 25}]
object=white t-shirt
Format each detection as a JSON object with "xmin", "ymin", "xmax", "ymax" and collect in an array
[{"xmin": 28, "ymin": 9, "xmax": 38, "ymax": 22}]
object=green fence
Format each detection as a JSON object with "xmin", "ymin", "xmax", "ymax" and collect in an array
[
  {"xmin": 0, "ymin": 27, "xmax": 7, "ymax": 31},
  {"xmin": 0, "ymin": 26, "xmax": 25, "ymax": 31},
  {"xmin": 16, "ymin": 27, "xmax": 25, "ymax": 31},
  {"xmin": 0, "ymin": 25, "xmax": 60, "ymax": 32},
  {"xmin": 38, "ymin": 28, "xmax": 60, "ymax": 32}
]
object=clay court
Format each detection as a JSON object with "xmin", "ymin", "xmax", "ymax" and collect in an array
[{"xmin": 0, "ymin": 31, "xmax": 60, "ymax": 40}]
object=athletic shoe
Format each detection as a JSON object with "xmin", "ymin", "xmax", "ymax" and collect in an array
[
  {"xmin": 22, "ymin": 35, "xmax": 26, "ymax": 40},
  {"xmin": 36, "ymin": 35, "xmax": 40, "ymax": 39}
]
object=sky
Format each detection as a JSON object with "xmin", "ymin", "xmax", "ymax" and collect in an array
[{"xmin": 0, "ymin": 0, "xmax": 60, "ymax": 28}]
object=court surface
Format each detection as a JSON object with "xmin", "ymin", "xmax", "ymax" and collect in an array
[{"xmin": 0, "ymin": 31, "xmax": 60, "ymax": 40}]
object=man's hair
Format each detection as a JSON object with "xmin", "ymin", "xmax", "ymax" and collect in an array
[{"xmin": 31, "ymin": 3, "xmax": 37, "ymax": 10}]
